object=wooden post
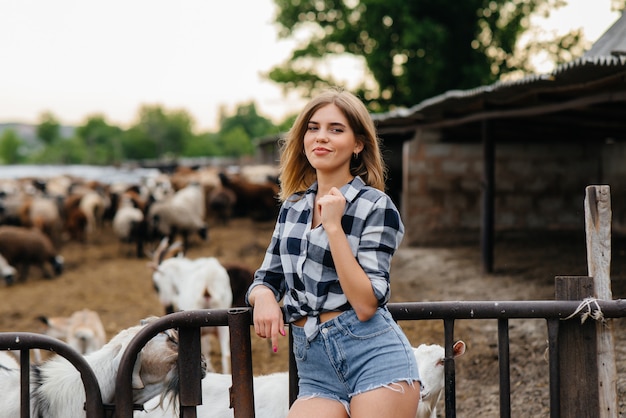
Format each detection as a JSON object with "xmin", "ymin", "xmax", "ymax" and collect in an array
[
  {"xmin": 555, "ymin": 276, "xmax": 599, "ymax": 417},
  {"xmin": 481, "ymin": 119, "xmax": 495, "ymax": 273},
  {"xmin": 584, "ymin": 185, "xmax": 618, "ymax": 417}
]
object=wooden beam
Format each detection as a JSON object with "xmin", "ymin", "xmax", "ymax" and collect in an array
[
  {"xmin": 584, "ymin": 185, "xmax": 618, "ymax": 417},
  {"xmin": 481, "ymin": 120, "xmax": 495, "ymax": 273}
]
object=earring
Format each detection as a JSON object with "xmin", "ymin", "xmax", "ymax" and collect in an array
[{"xmin": 353, "ymin": 152, "xmax": 359, "ymax": 159}]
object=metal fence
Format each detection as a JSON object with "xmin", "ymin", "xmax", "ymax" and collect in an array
[{"xmin": 2, "ymin": 299, "xmax": 626, "ymax": 417}]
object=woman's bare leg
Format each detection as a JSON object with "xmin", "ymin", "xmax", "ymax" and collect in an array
[
  {"xmin": 350, "ymin": 381, "xmax": 420, "ymax": 418},
  {"xmin": 287, "ymin": 397, "xmax": 349, "ymax": 418}
]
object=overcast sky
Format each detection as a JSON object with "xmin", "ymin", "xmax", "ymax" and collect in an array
[{"xmin": 0, "ymin": 0, "xmax": 620, "ymax": 132}]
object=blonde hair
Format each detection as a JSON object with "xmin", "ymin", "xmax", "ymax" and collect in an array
[{"xmin": 278, "ymin": 88, "xmax": 386, "ymax": 201}]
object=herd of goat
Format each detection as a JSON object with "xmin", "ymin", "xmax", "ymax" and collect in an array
[{"xmin": 0, "ymin": 163, "xmax": 467, "ymax": 417}]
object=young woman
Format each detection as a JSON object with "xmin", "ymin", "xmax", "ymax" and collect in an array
[{"xmin": 246, "ymin": 88, "xmax": 420, "ymax": 418}]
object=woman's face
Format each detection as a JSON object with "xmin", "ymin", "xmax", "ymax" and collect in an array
[{"xmin": 303, "ymin": 103, "xmax": 363, "ymax": 177}]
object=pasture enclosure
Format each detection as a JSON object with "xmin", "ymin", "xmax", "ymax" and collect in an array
[{"xmin": 2, "ymin": 178, "xmax": 626, "ymax": 416}]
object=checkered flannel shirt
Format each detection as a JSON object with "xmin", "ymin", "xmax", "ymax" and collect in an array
[{"xmin": 246, "ymin": 176, "xmax": 405, "ymax": 341}]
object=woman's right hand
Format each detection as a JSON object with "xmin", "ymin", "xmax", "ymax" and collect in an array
[{"xmin": 249, "ymin": 285, "xmax": 286, "ymax": 352}]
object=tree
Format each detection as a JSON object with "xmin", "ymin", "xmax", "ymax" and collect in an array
[
  {"xmin": 218, "ymin": 102, "xmax": 278, "ymax": 140},
  {"xmin": 218, "ymin": 126, "xmax": 254, "ymax": 157},
  {"xmin": 29, "ymin": 136, "xmax": 87, "ymax": 164},
  {"xmin": 36, "ymin": 111, "xmax": 61, "ymax": 145},
  {"xmin": 268, "ymin": 0, "xmax": 590, "ymax": 112},
  {"xmin": 122, "ymin": 105, "xmax": 196, "ymax": 160},
  {"xmin": 76, "ymin": 115, "xmax": 124, "ymax": 165},
  {"xmin": 208, "ymin": 102, "xmax": 279, "ymax": 157},
  {"xmin": 0, "ymin": 129, "xmax": 25, "ymax": 164}
]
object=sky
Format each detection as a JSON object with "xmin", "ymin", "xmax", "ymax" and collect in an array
[{"xmin": 0, "ymin": 0, "xmax": 621, "ymax": 132}]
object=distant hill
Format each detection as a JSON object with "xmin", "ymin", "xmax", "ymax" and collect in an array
[{"xmin": 0, "ymin": 122, "xmax": 75, "ymax": 146}]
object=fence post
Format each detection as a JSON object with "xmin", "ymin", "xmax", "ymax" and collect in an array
[
  {"xmin": 555, "ymin": 276, "xmax": 599, "ymax": 417},
  {"xmin": 585, "ymin": 185, "xmax": 618, "ymax": 417}
]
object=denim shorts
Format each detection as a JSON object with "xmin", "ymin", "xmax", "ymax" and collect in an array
[{"xmin": 291, "ymin": 307, "xmax": 420, "ymax": 412}]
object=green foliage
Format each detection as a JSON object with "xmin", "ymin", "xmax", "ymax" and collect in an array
[
  {"xmin": 217, "ymin": 127, "xmax": 255, "ymax": 157},
  {"xmin": 75, "ymin": 114, "xmax": 124, "ymax": 165},
  {"xmin": 29, "ymin": 137, "xmax": 87, "ymax": 164},
  {"xmin": 15, "ymin": 97, "xmax": 293, "ymax": 164},
  {"xmin": 183, "ymin": 132, "xmax": 222, "ymax": 157},
  {"xmin": 36, "ymin": 111, "xmax": 61, "ymax": 145},
  {"xmin": 269, "ymin": 0, "xmax": 582, "ymax": 111},
  {"xmin": 123, "ymin": 105, "xmax": 196, "ymax": 159},
  {"xmin": 277, "ymin": 113, "xmax": 298, "ymax": 133},
  {"xmin": 219, "ymin": 102, "xmax": 279, "ymax": 139},
  {"xmin": 0, "ymin": 129, "xmax": 25, "ymax": 164}
]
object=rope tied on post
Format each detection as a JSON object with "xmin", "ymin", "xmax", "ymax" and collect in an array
[{"xmin": 562, "ymin": 297, "xmax": 606, "ymax": 325}]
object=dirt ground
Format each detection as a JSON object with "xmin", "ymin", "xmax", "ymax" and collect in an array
[{"xmin": 2, "ymin": 217, "xmax": 626, "ymax": 417}]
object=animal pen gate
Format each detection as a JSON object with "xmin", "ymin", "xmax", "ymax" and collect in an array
[{"xmin": 1, "ymin": 299, "xmax": 626, "ymax": 418}]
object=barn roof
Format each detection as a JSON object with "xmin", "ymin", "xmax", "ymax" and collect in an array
[{"xmin": 373, "ymin": 12, "xmax": 626, "ymax": 144}]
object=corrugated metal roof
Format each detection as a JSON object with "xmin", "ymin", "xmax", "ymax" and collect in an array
[
  {"xmin": 584, "ymin": 11, "xmax": 626, "ymax": 58},
  {"xmin": 373, "ymin": 12, "xmax": 626, "ymax": 142}
]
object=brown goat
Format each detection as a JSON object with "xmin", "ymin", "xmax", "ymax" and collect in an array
[
  {"xmin": 0, "ymin": 225, "xmax": 64, "ymax": 283},
  {"xmin": 217, "ymin": 172, "xmax": 280, "ymax": 221}
]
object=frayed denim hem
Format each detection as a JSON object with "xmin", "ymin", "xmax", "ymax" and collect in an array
[
  {"xmin": 297, "ymin": 393, "xmax": 351, "ymax": 416},
  {"xmin": 350, "ymin": 378, "xmax": 421, "ymax": 398}
]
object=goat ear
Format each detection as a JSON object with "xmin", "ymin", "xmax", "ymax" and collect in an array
[
  {"xmin": 131, "ymin": 351, "xmax": 145, "ymax": 389},
  {"xmin": 453, "ymin": 340, "xmax": 466, "ymax": 358}
]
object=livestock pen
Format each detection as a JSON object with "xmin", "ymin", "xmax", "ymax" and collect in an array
[{"xmin": 1, "ymin": 296, "xmax": 625, "ymax": 417}]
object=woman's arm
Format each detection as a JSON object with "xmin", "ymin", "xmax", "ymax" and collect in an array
[
  {"xmin": 318, "ymin": 188, "xmax": 379, "ymax": 321},
  {"xmin": 248, "ymin": 285, "xmax": 285, "ymax": 352}
]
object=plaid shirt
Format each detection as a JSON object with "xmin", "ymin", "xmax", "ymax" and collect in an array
[{"xmin": 246, "ymin": 176, "xmax": 404, "ymax": 341}]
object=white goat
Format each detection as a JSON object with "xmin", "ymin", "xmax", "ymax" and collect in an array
[
  {"xmin": 79, "ymin": 190, "xmax": 107, "ymax": 241},
  {"xmin": 0, "ymin": 317, "xmax": 186, "ymax": 417},
  {"xmin": 113, "ymin": 193, "xmax": 146, "ymax": 257},
  {"xmin": 148, "ymin": 239, "xmax": 233, "ymax": 373},
  {"xmin": 415, "ymin": 340, "xmax": 466, "ymax": 418},
  {"xmin": 0, "ymin": 351, "xmax": 19, "ymax": 369},
  {"xmin": 147, "ymin": 192, "xmax": 207, "ymax": 250},
  {"xmin": 38, "ymin": 308, "xmax": 107, "ymax": 355},
  {"xmin": 136, "ymin": 340, "xmax": 466, "ymax": 418},
  {"xmin": 137, "ymin": 371, "xmax": 289, "ymax": 418},
  {"xmin": 171, "ymin": 182, "xmax": 205, "ymax": 221}
]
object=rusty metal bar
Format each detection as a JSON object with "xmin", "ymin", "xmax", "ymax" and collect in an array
[
  {"xmin": 547, "ymin": 319, "xmax": 561, "ymax": 418},
  {"xmin": 178, "ymin": 326, "xmax": 202, "ymax": 418},
  {"xmin": 498, "ymin": 318, "xmax": 511, "ymax": 418},
  {"xmin": 20, "ymin": 349, "xmax": 29, "ymax": 418},
  {"xmin": 0, "ymin": 333, "xmax": 105, "ymax": 418},
  {"xmin": 228, "ymin": 308, "xmax": 255, "ymax": 418},
  {"xmin": 2, "ymin": 301, "xmax": 621, "ymax": 418},
  {"xmin": 443, "ymin": 318, "xmax": 456, "ymax": 418},
  {"xmin": 387, "ymin": 300, "xmax": 626, "ymax": 320}
]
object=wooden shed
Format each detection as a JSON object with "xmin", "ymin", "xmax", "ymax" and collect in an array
[{"xmin": 373, "ymin": 13, "xmax": 626, "ymax": 272}]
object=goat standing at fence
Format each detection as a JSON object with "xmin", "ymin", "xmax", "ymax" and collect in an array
[
  {"xmin": 136, "ymin": 340, "xmax": 466, "ymax": 418},
  {"xmin": 415, "ymin": 340, "xmax": 466, "ymax": 418},
  {"xmin": 148, "ymin": 239, "xmax": 233, "ymax": 373},
  {"xmin": 0, "ymin": 316, "xmax": 194, "ymax": 417}
]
